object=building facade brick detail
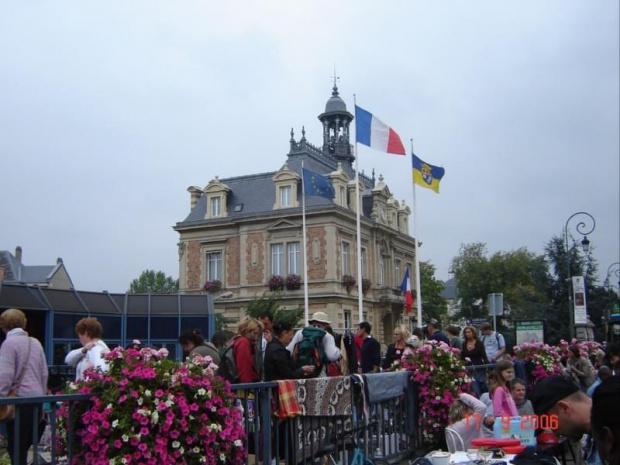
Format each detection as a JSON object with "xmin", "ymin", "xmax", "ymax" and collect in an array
[
  {"xmin": 306, "ymin": 227, "xmax": 327, "ymax": 280},
  {"xmin": 245, "ymin": 233, "xmax": 265, "ymax": 284},
  {"xmin": 226, "ymin": 236, "xmax": 240, "ymax": 286},
  {"xmin": 186, "ymin": 240, "xmax": 203, "ymax": 290}
]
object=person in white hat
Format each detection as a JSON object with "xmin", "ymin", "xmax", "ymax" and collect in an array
[{"xmin": 286, "ymin": 311, "xmax": 341, "ymax": 377}]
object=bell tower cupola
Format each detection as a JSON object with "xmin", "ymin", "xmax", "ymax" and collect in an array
[{"xmin": 318, "ymin": 80, "xmax": 354, "ymax": 165}]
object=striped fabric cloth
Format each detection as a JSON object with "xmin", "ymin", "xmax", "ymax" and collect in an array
[{"xmin": 276, "ymin": 380, "xmax": 301, "ymax": 419}]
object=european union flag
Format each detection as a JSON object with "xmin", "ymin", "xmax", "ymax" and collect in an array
[{"xmin": 302, "ymin": 168, "xmax": 335, "ymax": 199}]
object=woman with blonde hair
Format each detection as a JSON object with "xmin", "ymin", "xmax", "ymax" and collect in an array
[
  {"xmin": 0, "ymin": 309, "xmax": 48, "ymax": 464},
  {"xmin": 382, "ymin": 325, "xmax": 411, "ymax": 369},
  {"xmin": 64, "ymin": 317, "xmax": 110, "ymax": 381},
  {"xmin": 233, "ymin": 317, "xmax": 261, "ymax": 383}
]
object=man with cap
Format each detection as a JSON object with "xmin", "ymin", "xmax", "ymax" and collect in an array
[
  {"xmin": 531, "ymin": 375, "xmax": 594, "ymax": 465},
  {"xmin": 286, "ymin": 311, "xmax": 341, "ymax": 377}
]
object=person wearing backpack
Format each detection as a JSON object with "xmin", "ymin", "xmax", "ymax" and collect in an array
[
  {"xmin": 480, "ymin": 322, "xmax": 506, "ymax": 363},
  {"xmin": 287, "ymin": 311, "xmax": 341, "ymax": 378}
]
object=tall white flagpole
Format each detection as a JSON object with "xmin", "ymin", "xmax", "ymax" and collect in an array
[
  {"xmin": 353, "ymin": 94, "xmax": 364, "ymax": 324},
  {"xmin": 410, "ymin": 140, "xmax": 423, "ymax": 328},
  {"xmin": 301, "ymin": 161, "xmax": 310, "ymax": 326}
]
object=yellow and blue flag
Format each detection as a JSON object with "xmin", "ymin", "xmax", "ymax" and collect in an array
[
  {"xmin": 412, "ymin": 154, "xmax": 445, "ymax": 194},
  {"xmin": 302, "ymin": 168, "xmax": 335, "ymax": 199}
]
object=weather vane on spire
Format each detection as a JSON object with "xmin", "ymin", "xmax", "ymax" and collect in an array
[{"xmin": 331, "ymin": 65, "xmax": 340, "ymax": 94}]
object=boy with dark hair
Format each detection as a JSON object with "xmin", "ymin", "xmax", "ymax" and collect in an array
[{"xmin": 357, "ymin": 321, "xmax": 381, "ymax": 373}]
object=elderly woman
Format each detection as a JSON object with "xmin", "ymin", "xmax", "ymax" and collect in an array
[
  {"xmin": 64, "ymin": 317, "xmax": 110, "ymax": 381},
  {"xmin": 382, "ymin": 325, "xmax": 411, "ymax": 369},
  {"xmin": 0, "ymin": 308, "xmax": 48, "ymax": 465}
]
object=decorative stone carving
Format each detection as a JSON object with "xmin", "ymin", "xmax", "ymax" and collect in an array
[
  {"xmin": 251, "ymin": 243, "xmax": 258, "ymax": 268},
  {"xmin": 312, "ymin": 238, "xmax": 320, "ymax": 264}
]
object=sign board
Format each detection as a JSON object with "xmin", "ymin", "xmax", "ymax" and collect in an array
[
  {"xmin": 487, "ymin": 293, "xmax": 504, "ymax": 316},
  {"xmin": 572, "ymin": 276, "xmax": 588, "ymax": 325},
  {"xmin": 516, "ymin": 320, "xmax": 545, "ymax": 345},
  {"xmin": 466, "ymin": 318, "xmax": 489, "ymax": 326}
]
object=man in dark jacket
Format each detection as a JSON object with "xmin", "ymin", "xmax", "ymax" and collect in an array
[
  {"xmin": 357, "ymin": 321, "xmax": 381, "ymax": 373},
  {"xmin": 427, "ymin": 320, "xmax": 450, "ymax": 345}
]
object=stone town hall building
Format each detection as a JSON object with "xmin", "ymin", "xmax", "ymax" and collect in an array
[{"xmin": 174, "ymin": 85, "xmax": 417, "ymax": 342}]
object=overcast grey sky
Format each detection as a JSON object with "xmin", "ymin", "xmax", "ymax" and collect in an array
[{"xmin": 1, "ymin": 1, "xmax": 618, "ymax": 293}]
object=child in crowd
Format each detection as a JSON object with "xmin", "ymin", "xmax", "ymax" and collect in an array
[
  {"xmin": 490, "ymin": 360, "xmax": 518, "ymax": 417},
  {"xmin": 510, "ymin": 378, "xmax": 534, "ymax": 415},
  {"xmin": 446, "ymin": 393, "xmax": 487, "ymax": 451}
]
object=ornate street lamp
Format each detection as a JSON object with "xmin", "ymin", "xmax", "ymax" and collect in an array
[
  {"xmin": 604, "ymin": 262, "xmax": 620, "ymax": 292},
  {"xmin": 564, "ymin": 212, "xmax": 596, "ymax": 340}
]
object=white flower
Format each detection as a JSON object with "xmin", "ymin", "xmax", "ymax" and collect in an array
[
  {"xmin": 197, "ymin": 388, "xmax": 206, "ymax": 396},
  {"xmin": 151, "ymin": 411, "xmax": 159, "ymax": 424},
  {"xmin": 122, "ymin": 434, "xmax": 129, "ymax": 442},
  {"xmin": 193, "ymin": 447, "xmax": 200, "ymax": 453},
  {"xmin": 172, "ymin": 441, "xmax": 180, "ymax": 449},
  {"xmin": 220, "ymin": 453, "xmax": 226, "ymax": 461},
  {"xmin": 144, "ymin": 390, "xmax": 152, "ymax": 397},
  {"xmin": 234, "ymin": 439, "xmax": 242, "ymax": 447},
  {"xmin": 112, "ymin": 419, "xmax": 119, "ymax": 428},
  {"xmin": 137, "ymin": 398, "xmax": 143, "ymax": 406}
]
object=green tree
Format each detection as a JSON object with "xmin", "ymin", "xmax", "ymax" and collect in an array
[
  {"xmin": 128, "ymin": 270, "xmax": 179, "ymax": 294},
  {"xmin": 544, "ymin": 234, "xmax": 601, "ymax": 343},
  {"xmin": 419, "ymin": 261, "xmax": 447, "ymax": 325},
  {"xmin": 245, "ymin": 292, "xmax": 304, "ymax": 327}
]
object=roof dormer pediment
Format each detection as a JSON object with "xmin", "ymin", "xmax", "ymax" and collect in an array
[{"xmin": 204, "ymin": 176, "xmax": 231, "ymax": 193}]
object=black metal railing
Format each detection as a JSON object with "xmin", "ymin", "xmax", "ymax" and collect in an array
[{"xmin": 0, "ymin": 373, "xmax": 422, "ymax": 464}]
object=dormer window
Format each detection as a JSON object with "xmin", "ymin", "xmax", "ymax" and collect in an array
[
  {"xmin": 204, "ymin": 176, "xmax": 230, "ymax": 220},
  {"xmin": 273, "ymin": 164, "xmax": 300, "ymax": 210},
  {"xmin": 328, "ymin": 163, "xmax": 349, "ymax": 208},
  {"xmin": 280, "ymin": 186, "xmax": 292, "ymax": 208},
  {"xmin": 210, "ymin": 197, "xmax": 221, "ymax": 217}
]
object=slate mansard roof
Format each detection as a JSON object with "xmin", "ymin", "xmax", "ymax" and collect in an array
[{"xmin": 176, "ymin": 142, "xmax": 376, "ymax": 228}]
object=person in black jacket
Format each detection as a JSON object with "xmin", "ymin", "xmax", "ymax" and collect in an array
[{"xmin": 264, "ymin": 321, "xmax": 315, "ymax": 381}]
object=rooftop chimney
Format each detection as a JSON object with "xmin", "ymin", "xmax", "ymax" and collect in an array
[
  {"xmin": 187, "ymin": 186, "xmax": 203, "ymax": 211},
  {"xmin": 57, "ymin": 257, "xmax": 63, "ymax": 265},
  {"xmin": 15, "ymin": 246, "xmax": 22, "ymax": 263}
]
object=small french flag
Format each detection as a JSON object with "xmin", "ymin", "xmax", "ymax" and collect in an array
[
  {"xmin": 355, "ymin": 105, "xmax": 406, "ymax": 155},
  {"xmin": 400, "ymin": 267, "xmax": 413, "ymax": 314}
]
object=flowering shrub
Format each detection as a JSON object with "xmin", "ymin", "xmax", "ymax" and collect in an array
[
  {"xmin": 285, "ymin": 274, "xmax": 301, "ymax": 290},
  {"xmin": 362, "ymin": 278, "xmax": 372, "ymax": 295},
  {"xmin": 57, "ymin": 343, "xmax": 246, "ymax": 464},
  {"xmin": 389, "ymin": 341, "xmax": 471, "ymax": 445},
  {"xmin": 513, "ymin": 341, "xmax": 564, "ymax": 388},
  {"xmin": 203, "ymin": 279, "xmax": 222, "ymax": 293},
  {"xmin": 268, "ymin": 275, "xmax": 284, "ymax": 291},
  {"xmin": 342, "ymin": 274, "xmax": 356, "ymax": 293}
]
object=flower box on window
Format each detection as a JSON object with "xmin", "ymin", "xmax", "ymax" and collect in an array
[
  {"xmin": 342, "ymin": 274, "xmax": 356, "ymax": 293},
  {"xmin": 362, "ymin": 278, "xmax": 372, "ymax": 295},
  {"xmin": 203, "ymin": 279, "xmax": 222, "ymax": 293},
  {"xmin": 285, "ymin": 274, "xmax": 301, "ymax": 290},
  {"xmin": 268, "ymin": 275, "xmax": 284, "ymax": 291}
]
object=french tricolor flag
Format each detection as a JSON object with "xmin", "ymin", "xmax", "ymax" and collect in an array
[
  {"xmin": 355, "ymin": 105, "xmax": 406, "ymax": 155},
  {"xmin": 400, "ymin": 267, "xmax": 413, "ymax": 314}
]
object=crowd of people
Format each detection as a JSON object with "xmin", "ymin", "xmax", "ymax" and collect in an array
[{"xmin": 1, "ymin": 305, "xmax": 619, "ymax": 465}]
